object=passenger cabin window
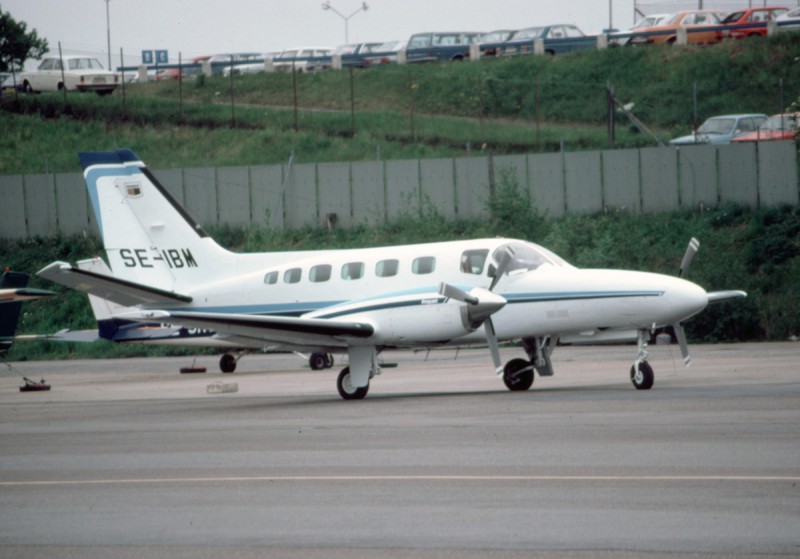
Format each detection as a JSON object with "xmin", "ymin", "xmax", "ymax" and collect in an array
[
  {"xmin": 376, "ymin": 259, "xmax": 399, "ymax": 278},
  {"xmin": 309, "ymin": 264, "xmax": 331, "ymax": 283},
  {"xmin": 263, "ymin": 271, "xmax": 278, "ymax": 285},
  {"xmin": 284, "ymin": 268, "xmax": 302, "ymax": 284},
  {"xmin": 341, "ymin": 262, "xmax": 365, "ymax": 280},
  {"xmin": 460, "ymin": 249, "xmax": 489, "ymax": 275},
  {"xmin": 412, "ymin": 256, "xmax": 436, "ymax": 275}
]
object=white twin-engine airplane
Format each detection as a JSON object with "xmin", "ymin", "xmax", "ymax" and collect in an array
[{"xmin": 38, "ymin": 149, "xmax": 746, "ymax": 399}]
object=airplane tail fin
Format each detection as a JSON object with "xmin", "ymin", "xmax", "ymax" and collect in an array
[
  {"xmin": 80, "ymin": 149, "xmax": 237, "ymax": 293},
  {"xmin": 0, "ymin": 271, "xmax": 30, "ymax": 356}
]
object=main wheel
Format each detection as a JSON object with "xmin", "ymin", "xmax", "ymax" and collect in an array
[
  {"xmin": 630, "ymin": 361, "xmax": 654, "ymax": 390},
  {"xmin": 309, "ymin": 352, "xmax": 327, "ymax": 370},
  {"xmin": 502, "ymin": 358, "xmax": 535, "ymax": 391},
  {"xmin": 337, "ymin": 367, "xmax": 369, "ymax": 400},
  {"xmin": 219, "ymin": 353, "xmax": 237, "ymax": 373}
]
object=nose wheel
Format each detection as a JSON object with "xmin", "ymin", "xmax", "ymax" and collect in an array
[{"xmin": 630, "ymin": 361, "xmax": 654, "ymax": 390}]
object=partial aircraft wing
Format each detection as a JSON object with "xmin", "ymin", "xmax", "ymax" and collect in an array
[
  {"xmin": 130, "ymin": 310, "xmax": 374, "ymax": 349},
  {"xmin": 38, "ymin": 261, "xmax": 192, "ymax": 307}
]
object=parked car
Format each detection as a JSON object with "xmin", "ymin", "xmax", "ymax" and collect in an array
[
  {"xmin": 273, "ymin": 47, "xmax": 333, "ymax": 72},
  {"xmin": 776, "ymin": 6, "xmax": 800, "ymax": 31},
  {"xmin": 502, "ymin": 25, "xmax": 595, "ymax": 56},
  {"xmin": 333, "ymin": 42, "xmax": 384, "ymax": 68},
  {"xmin": 669, "ymin": 114, "xmax": 768, "ymax": 145},
  {"xmin": 612, "ymin": 13, "xmax": 672, "ymax": 45},
  {"xmin": 221, "ymin": 53, "xmax": 281, "ymax": 76},
  {"xmin": 628, "ymin": 10, "xmax": 725, "ymax": 45},
  {"xmin": 20, "ymin": 55, "xmax": 119, "ymax": 95},
  {"xmin": 478, "ymin": 29, "xmax": 516, "ymax": 56},
  {"xmin": 405, "ymin": 31, "xmax": 483, "ymax": 63},
  {"xmin": 207, "ymin": 53, "xmax": 262, "ymax": 75},
  {"xmin": 731, "ymin": 113, "xmax": 800, "ymax": 142},
  {"xmin": 362, "ymin": 40, "xmax": 406, "ymax": 65},
  {"xmin": 155, "ymin": 68, "xmax": 182, "ymax": 81},
  {"xmin": 0, "ymin": 72, "xmax": 22, "ymax": 94},
  {"xmin": 718, "ymin": 7, "xmax": 789, "ymax": 39}
]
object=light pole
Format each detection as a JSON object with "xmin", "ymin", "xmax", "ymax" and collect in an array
[
  {"xmin": 321, "ymin": 1, "xmax": 368, "ymax": 44},
  {"xmin": 104, "ymin": 0, "xmax": 111, "ymax": 70}
]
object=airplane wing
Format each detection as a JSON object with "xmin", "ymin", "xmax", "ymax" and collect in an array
[
  {"xmin": 38, "ymin": 261, "xmax": 192, "ymax": 307},
  {"xmin": 15, "ymin": 329, "xmax": 102, "ymax": 343},
  {"xmin": 707, "ymin": 290, "xmax": 747, "ymax": 304},
  {"xmin": 0, "ymin": 288, "xmax": 57, "ymax": 304},
  {"xmin": 130, "ymin": 310, "xmax": 374, "ymax": 348}
]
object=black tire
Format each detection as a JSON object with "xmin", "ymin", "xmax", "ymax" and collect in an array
[
  {"xmin": 630, "ymin": 361, "xmax": 654, "ymax": 390},
  {"xmin": 502, "ymin": 358, "xmax": 535, "ymax": 391},
  {"xmin": 23, "ymin": 82, "xmax": 34, "ymax": 94},
  {"xmin": 220, "ymin": 353, "xmax": 237, "ymax": 373},
  {"xmin": 309, "ymin": 352, "xmax": 327, "ymax": 370},
  {"xmin": 337, "ymin": 367, "xmax": 369, "ymax": 400}
]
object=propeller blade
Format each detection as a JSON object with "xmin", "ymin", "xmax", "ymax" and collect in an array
[
  {"xmin": 438, "ymin": 282, "xmax": 478, "ymax": 305},
  {"xmin": 672, "ymin": 323, "xmax": 692, "ymax": 367},
  {"xmin": 484, "ymin": 317, "xmax": 503, "ymax": 375},
  {"xmin": 679, "ymin": 238, "xmax": 700, "ymax": 278},
  {"xmin": 489, "ymin": 246, "xmax": 514, "ymax": 292}
]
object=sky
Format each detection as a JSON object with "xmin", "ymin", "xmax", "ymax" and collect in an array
[{"xmin": 3, "ymin": 0, "xmax": 791, "ymax": 70}]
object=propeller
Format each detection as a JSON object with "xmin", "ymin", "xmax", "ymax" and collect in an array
[
  {"xmin": 672, "ymin": 237, "xmax": 700, "ymax": 367},
  {"xmin": 440, "ymin": 246, "xmax": 515, "ymax": 375}
]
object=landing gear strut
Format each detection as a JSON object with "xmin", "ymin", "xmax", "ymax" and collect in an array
[{"xmin": 631, "ymin": 329, "xmax": 654, "ymax": 390}]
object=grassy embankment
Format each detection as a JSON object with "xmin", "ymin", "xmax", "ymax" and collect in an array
[{"xmin": 0, "ymin": 35, "xmax": 798, "ymax": 361}]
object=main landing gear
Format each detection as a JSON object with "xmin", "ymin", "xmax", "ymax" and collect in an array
[
  {"xmin": 219, "ymin": 352, "xmax": 239, "ymax": 373},
  {"xmin": 309, "ymin": 352, "xmax": 335, "ymax": 371},
  {"xmin": 336, "ymin": 367, "xmax": 370, "ymax": 400}
]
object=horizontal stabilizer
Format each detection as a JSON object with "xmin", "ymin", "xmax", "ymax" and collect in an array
[
  {"xmin": 0, "ymin": 287, "xmax": 57, "ymax": 304},
  {"xmin": 131, "ymin": 310, "xmax": 374, "ymax": 348},
  {"xmin": 707, "ymin": 290, "xmax": 747, "ymax": 304},
  {"xmin": 37, "ymin": 261, "xmax": 192, "ymax": 307},
  {"xmin": 16, "ymin": 329, "xmax": 102, "ymax": 343}
]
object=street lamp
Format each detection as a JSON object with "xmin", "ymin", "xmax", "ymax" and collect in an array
[
  {"xmin": 321, "ymin": 1, "xmax": 368, "ymax": 44},
  {"xmin": 104, "ymin": 0, "xmax": 111, "ymax": 70}
]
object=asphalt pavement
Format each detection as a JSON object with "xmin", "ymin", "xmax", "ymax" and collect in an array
[{"xmin": 1, "ymin": 342, "xmax": 799, "ymax": 558}]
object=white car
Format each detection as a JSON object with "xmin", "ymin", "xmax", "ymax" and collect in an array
[
  {"xmin": 273, "ymin": 47, "xmax": 333, "ymax": 72},
  {"xmin": 776, "ymin": 7, "xmax": 800, "ymax": 32},
  {"xmin": 21, "ymin": 55, "xmax": 119, "ymax": 95}
]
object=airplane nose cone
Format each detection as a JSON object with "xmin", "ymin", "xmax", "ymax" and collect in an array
[{"xmin": 669, "ymin": 277, "xmax": 708, "ymax": 322}]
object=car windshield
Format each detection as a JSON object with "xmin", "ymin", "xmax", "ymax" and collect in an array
[
  {"xmin": 697, "ymin": 118, "xmax": 735, "ymax": 135},
  {"xmin": 512, "ymin": 27, "xmax": 544, "ymax": 40},
  {"xmin": 634, "ymin": 14, "xmax": 672, "ymax": 28},
  {"xmin": 759, "ymin": 115, "xmax": 798, "ymax": 131}
]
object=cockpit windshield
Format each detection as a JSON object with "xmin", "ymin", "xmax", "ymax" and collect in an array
[{"xmin": 490, "ymin": 241, "xmax": 573, "ymax": 277}]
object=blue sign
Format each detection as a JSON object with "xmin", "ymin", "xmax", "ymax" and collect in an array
[
  {"xmin": 155, "ymin": 50, "xmax": 168, "ymax": 64},
  {"xmin": 141, "ymin": 50, "xmax": 153, "ymax": 64}
]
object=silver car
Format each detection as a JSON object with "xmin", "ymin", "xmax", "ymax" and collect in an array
[{"xmin": 669, "ymin": 114, "xmax": 768, "ymax": 145}]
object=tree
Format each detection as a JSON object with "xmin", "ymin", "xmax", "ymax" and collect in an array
[{"xmin": 0, "ymin": 7, "xmax": 48, "ymax": 73}]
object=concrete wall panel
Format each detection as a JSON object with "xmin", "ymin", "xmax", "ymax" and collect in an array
[
  {"xmin": 454, "ymin": 157, "xmax": 490, "ymax": 219},
  {"xmin": 528, "ymin": 152, "xmax": 565, "ymax": 218},
  {"xmin": 718, "ymin": 143, "xmax": 758, "ymax": 207},
  {"xmin": 318, "ymin": 163, "xmax": 352, "ymax": 228},
  {"xmin": 55, "ymin": 173, "xmax": 89, "ymax": 236},
  {"xmin": 0, "ymin": 175, "xmax": 26, "ymax": 240},
  {"xmin": 564, "ymin": 151, "xmax": 602, "ymax": 213},
  {"xmin": 250, "ymin": 165, "xmax": 284, "ymax": 229},
  {"xmin": 284, "ymin": 163, "xmax": 318, "ymax": 229},
  {"xmin": 152, "ymin": 168, "xmax": 185, "ymax": 206},
  {"xmin": 386, "ymin": 160, "xmax": 420, "ymax": 220},
  {"xmin": 24, "ymin": 174, "xmax": 57, "ymax": 237},
  {"xmin": 641, "ymin": 147, "xmax": 679, "ymax": 213},
  {"xmin": 678, "ymin": 145, "xmax": 718, "ymax": 209},
  {"xmin": 420, "ymin": 158, "xmax": 456, "ymax": 219},
  {"xmin": 758, "ymin": 140, "xmax": 799, "ymax": 207},
  {"xmin": 602, "ymin": 149, "xmax": 640, "ymax": 213},
  {"xmin": 351, "ymin": 161, "xmax": 385, "ymax": 226},
  {"xmin": 217, "ymin": 166, "xmax": 251, "ymax": 227},
  {"xmin": 182, "ymin": 167, "xmax": 217, "ymax": 227}
]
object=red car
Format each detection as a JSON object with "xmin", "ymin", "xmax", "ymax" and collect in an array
[
  {"xmin": 718, "ymin": 7, "xmax": 790, "ymax": 39},
  {"xmin": 731, "ymin": 113, "xmax": 800, "ymax": 142}
]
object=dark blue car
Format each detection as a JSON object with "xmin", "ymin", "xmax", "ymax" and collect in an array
[{"xmin": 502, "ymin": 24, "xmax": 596, "ymax": 56}]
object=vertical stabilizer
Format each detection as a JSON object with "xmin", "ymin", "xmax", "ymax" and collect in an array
[{"xmin": 79, "ymin": 149, "xmax": 237, "ymax": 292}]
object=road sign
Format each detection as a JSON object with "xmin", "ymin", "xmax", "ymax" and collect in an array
[
  {"xmin": 156, "ymin": 50, "xmax": 168, "ymax": 64},
  {"xmin": 141, "ymin": 50, "xmax": 153, "ymax": 64}
]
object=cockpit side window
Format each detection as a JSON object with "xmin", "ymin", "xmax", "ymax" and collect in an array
[{"xmin": 460, "ymin": 249, "xmax": 489, "ymax": 274}]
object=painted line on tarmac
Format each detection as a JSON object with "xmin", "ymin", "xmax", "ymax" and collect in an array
[{"xmin": 2, "ymin": 475, "xmax": 799, "ymax": 487}]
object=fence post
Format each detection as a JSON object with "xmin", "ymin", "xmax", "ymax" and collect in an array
[
  {"xmin": 534, "ymin": 39, "xmax": 545, "ymax": 55},
  {"xmin": 469, "ymin": 43, "xmax": 480, "ymax": 61}
]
